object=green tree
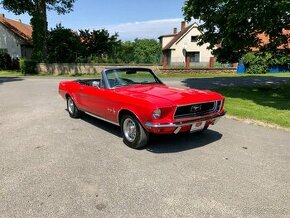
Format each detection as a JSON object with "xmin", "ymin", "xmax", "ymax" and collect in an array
[
  {"xmin": 118, "ymin": 41, "xmax": 135, "ymax": 63},
  {"xmin": 79, "ymin": 29, "xmax": 121, "ymax": 63},
  {"xmin": 1, "ymin": 0, "xmax": 76, "ymax": 62},
  {"xmin": 183, "ymin": 0, "xmax": 290, "ymax": 63},
  {"xmin": 132, "ymin": 39, "xmax": 161, "ymax": 64},
  {"xmin": 47, "ymin": 24, "xmax": 82, "ymax": 63}
]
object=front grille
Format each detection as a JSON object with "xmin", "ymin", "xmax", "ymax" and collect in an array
[{"xmin": 174, "ymin": 101, "xmax": 221, "ymax": 119}]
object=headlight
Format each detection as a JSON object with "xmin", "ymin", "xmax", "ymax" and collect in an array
[{"xmin": 152, "ymin": 108, "xmax": 161, "ymax": 119}]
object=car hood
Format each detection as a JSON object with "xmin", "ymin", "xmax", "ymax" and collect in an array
[{"xmin": 115, "ymin": 84, "xmax": 223, "ymax": 107}]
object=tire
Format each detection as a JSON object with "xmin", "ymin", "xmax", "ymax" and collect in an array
[
  {"xmin": 121, "ymin": 114, "xmax": 149, "ymax": 149},
  {"xmin": 67, "ymin": 96, "xmax": 82, "ymax": 118}
]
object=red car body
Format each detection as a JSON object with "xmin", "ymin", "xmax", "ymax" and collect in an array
[{"xmin": 59, "ymin": 68, "xmax": 225, "ymax": 148}]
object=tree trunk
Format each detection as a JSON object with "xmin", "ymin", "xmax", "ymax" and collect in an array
[
  {"xmin": 31, "ymin": 0, "xmax": 47, "ymax": 62},
  {"xmin": 39, "ymin": 0, "xmax": 47, "ymax": 57}
]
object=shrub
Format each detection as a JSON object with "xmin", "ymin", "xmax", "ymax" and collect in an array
[
  {"xmin": 242, "ymin": 51, "xmax": 290, "ymax": 74},
  {"xmin": 242, "ymin": 52, "xmax": 270, "ymax": 74},
  {"xmin": 0, "ymin": 49, "xmax": 12, "ymax": 70},
  {"xmin": 19, "ymin": 59, "xmax": 38, "ymax": 75}
]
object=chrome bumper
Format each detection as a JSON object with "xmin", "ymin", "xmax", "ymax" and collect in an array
[{"xmin": 145, "ymin": 111, "xmax": 226, "ymax": 129}]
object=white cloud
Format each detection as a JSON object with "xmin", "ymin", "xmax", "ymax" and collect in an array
[{"xmin": 93, "ymin": 18, "xmax": 185, "ymax": 41}]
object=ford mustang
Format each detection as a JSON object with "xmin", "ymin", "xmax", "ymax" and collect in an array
[{"xmin": 59, "ymin": 68, "xmax": 225, "ymax": 148}]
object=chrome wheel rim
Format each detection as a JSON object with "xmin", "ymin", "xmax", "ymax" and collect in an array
[
  {"xmin": 68, "ymin": 98, "xmax": 74, "ymax": 114},
  {"xmin": 123, "ymin": 118, "xmax": 137, "ymax": 142}
]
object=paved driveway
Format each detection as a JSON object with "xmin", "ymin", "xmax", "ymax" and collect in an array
[{"xmin": 0, "ymin": 77, "xmax": 289, "ymax": 217}]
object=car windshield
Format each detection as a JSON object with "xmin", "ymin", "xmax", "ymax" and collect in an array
[{"xmin": 105, "ymin": 68, "xmax": 161, "ymax": 88}]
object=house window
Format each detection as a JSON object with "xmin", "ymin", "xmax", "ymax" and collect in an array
[
  {"xmin": 189, "ymin": 52, "xmax": 200, "ymax": 63},
  {"xmin": 191, "ymin": 35, "xmax": 198, "ymax": 42}
]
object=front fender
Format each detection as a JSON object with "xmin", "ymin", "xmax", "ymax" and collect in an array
[{"xmin": 118, "ymin": 105, "xmax": 154, "ymax": 128}]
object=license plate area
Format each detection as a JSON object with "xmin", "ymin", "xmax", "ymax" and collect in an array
[{"xmin": 190, "ymin": 121, "xmax": 206, "ymax": 132}]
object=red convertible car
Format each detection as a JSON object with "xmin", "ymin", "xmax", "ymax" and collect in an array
[{"xmin": 59, "ymin": 68, "xmax": 225, "ymax": 148}]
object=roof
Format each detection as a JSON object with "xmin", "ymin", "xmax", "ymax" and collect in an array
[
  {"xmin": 158, "ymin": 34, "xmax": 176, "ymax": 40},
  {"xmin": 257, "ymin": 30, "xmax": 290, "ymax": 50},
  {"xmin": 162, "ymin": 24, "xmax": 194, "ymax": 51},
  {"xmin": 0, "ymin": 15, "xmax": 32, "ymax": 45}
]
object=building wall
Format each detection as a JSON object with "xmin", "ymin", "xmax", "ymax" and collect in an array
[
  {"xmin": 170, "ymin": 26, "xmax": 213, "ymax": 66},
  {"xmin": 21, "ymin": 45, "xmax": 33, "ymax": 59},
  {"xmin": 161, "ymin": 36, "xmax": 175, "ymax": 49},
  {"xmin": 0, "ymin": 24, "xmax": 22, "ymax": 58}
]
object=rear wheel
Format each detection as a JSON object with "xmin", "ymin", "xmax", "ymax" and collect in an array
[
  {"xmin": 121, "ymin": 114, "xmax": 149, "ymax": 149},
  {"xmin": 67, "ymin": 96, "xmax": 82, "ymax": 118}
]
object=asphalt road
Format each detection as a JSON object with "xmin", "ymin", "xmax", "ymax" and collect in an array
[{"xmin": 0, "ymin": 77, "xmax": 289, "ymax": 218}]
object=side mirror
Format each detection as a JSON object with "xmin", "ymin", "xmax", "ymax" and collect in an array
[{"xmin": 92, "ymin": 81, "xmax": 100, "ymax": 89}]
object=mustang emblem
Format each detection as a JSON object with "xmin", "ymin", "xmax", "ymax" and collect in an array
[{"xmin": 190, "ymin": 105, "xmax": 202, "ymax": 112}]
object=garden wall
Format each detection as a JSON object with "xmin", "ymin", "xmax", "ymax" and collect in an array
[
  {"xmin": 37, "ymin": 63, "xmax": 162, "ymax": 75},
  {"xmin": 37, "ymin": 63, "xmax": 236, "ymax": 75}
]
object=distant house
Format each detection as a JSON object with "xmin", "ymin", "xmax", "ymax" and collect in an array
[
  {"xmin": 0, "ymin": 14, "xmax": 33, "ymax": 58},
  {"xmin": 159, "ymin": 21, "xmax": 213, "ymax": 67},
  {"xmin": 252, "ymin": 30, "xmax": 290, "ymax": 51}
]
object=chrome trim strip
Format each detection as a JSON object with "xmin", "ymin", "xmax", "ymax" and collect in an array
[
  {"xmin": 85, "ymin": 112, "xmax": 120, "ymax": 126},
  {"xmin": 175, "ymin": 100, "xmax": 218, "ymax": 108},
  {"xmin": 145, "ymin": 111, "xmax": 226, "ymax": 128}
]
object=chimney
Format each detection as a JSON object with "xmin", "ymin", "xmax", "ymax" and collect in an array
[
  {"xmin": 181, "ymin": 21, "xmax": 186, "ymax": 31},
  {"xmin": 0, "ymin": 14, "xmax": 5, "ymax": 18},
  {"xmin": 173, "ymin": 27, "xmax": 177, "ymax": 34}
]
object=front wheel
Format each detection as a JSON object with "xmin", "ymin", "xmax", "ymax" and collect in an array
[
  {"xmin": 67, "ymin": 96, "xmax": 82, "ymax": 118},
  {"xmin": 121, "ymin": 114, "xmax": 149, "ymax": 149}
]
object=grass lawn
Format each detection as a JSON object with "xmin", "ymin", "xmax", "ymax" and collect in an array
[
  {"xmin": 0, "ymin": 70, "xmax": 23, "ymax": 76},
  {"xmin": 214, "ymin": 84, "xmax": 290, "ymax": 129}
]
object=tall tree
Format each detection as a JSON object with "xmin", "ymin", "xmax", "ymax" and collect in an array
[
  {"xmin": 183, "ymin": 0, "xmax": 290, "ymax": 63},
  {"xmin": 1, "ymin": 0, "xmax": 76, "ymax": 62},
  {"xmin": 132, "ymin": 39, "xmax": 161, "ymax": 64},
  {"xmin": 79, "ymin": 29, "xmax": 121, "ymax": 62},
  {"xmin": 47, "ymin": 24, "xmax": 82, "ymax": 63}
]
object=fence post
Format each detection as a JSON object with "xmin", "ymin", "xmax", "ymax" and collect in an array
[{"xmin": 209, "ymin": 57, "xmax": 215, "ymax": 68}]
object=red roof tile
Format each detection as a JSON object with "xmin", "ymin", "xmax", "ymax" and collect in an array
[
  {"xmin": 0, "ymin": 15, "xmax": 32, "ymax": 44},
  {"xmin": 252, "ymin": 30, "xmax": 290, "ymax": 51}
]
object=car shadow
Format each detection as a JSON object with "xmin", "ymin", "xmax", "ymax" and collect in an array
[
  {"xmin": 0, "ymin": 76, "xmax": 23, "ymax": 84},
  {"xmin": 80, "ymin": 113, "xmax": 122, "ymax": 137},
  {"xmin": 78, "ymin": 113, "xmax": 223, "ymax": 153},
  {"xmin": 146, "ymin": 130, "xmax": 223, "ymax": 153}
]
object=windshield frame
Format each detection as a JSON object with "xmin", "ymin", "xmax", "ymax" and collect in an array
[{"xmin": 102, "ymin": 68, "xmax": 163, "ymax": 89}]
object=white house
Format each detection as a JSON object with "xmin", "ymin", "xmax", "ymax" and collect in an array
[
  {"xmin": 0, "ymin": 14, "xmax": 33, "ymax": 58},
  {"xmin": 159, "ymin": 21, "xmax": 213, "ymax": 67}
]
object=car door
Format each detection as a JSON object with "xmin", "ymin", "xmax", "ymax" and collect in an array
[
  {"xmin": 74, "ymin": 82, "xmax": 90, "ymax": 110},
  {"xmin": 81, "ymin": 87, "xmax": 122, "ymax": 125}
]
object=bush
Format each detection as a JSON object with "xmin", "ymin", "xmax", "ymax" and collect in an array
[
  {"xmin": 242, "ymin": 52, "xmax": 270, "ymax": 74},
  {"xmin": 19, "ymin": 59, "xmax": 38, "ymax": 75},
  {"xmin": 0, "ymin": 49, "xmax": 12, "ymax": 70},
  {"xmin": 242, "ymin": 51, "xmax": 290, "ymax": 74}
]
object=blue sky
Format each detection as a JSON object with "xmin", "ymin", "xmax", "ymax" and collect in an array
[{"xmin": 0, "ymin": 0, "xmax": 187, "ymax": 40}]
